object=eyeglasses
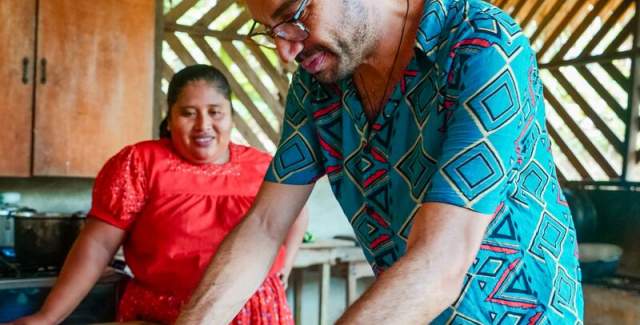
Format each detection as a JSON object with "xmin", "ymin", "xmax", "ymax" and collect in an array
[{"xmin": 247, "ymin": 0, "xmax": 311, "ymax": 49}]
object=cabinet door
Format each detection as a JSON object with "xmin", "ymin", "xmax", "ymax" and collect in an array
[
  {"xmin": 0, "ymin": 0, "xmax": 36, "ymax": 176},
  {"xmin": 33, "ymin": 0, "xmax": 155, "ymax": 177}
]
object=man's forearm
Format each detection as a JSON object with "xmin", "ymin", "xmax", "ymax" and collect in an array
[
  {"xmin": 176, "ymin": 213, "xmax": 283, "ymax": 324},
  {"xmin": 337, "ymin": 203, "xmax": 491, "ymax": 324}
]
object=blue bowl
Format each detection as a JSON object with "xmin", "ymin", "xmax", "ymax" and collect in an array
[{"xmin": 578, "ymin": 243, "xmax": 623, "ymax": 282}]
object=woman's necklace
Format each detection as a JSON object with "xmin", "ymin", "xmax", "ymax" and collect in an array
[{"xmin": 358, "ymin": 0, "xmax": 410, "ymax": 122}]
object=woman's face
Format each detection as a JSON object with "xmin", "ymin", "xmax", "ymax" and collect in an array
[{"xmin": 168, "ymin": 80, "xmax": 233, "ymax": 164}]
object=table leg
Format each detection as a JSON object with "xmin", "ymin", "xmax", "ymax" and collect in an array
[
  {"xmin": 347, "ymin": 262, "xmax": 357, "ymax": 306},
  {"xmin": 294, "ymin": 269, "xmax": 303, "ymax": 325},
  {"xmin": 319, "ymin": 263, "xmax": 330, "ymax": 325}
]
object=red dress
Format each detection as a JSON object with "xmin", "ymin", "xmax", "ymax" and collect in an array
[{"xmin": 89, "ymin": 139, "xmax": 293, "ymax": 324}]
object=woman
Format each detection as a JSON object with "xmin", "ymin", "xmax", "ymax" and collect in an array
[{"xmin": 13, "ymin": 65, "xmax": 306, "ymax": 324}]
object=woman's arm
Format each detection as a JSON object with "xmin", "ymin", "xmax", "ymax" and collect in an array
[
  {"xmin": 13, "ymin": 219, "xmax": 126, "ymax": 324},
  {"xmin": 279, "ymin": 208, "xmax": 309, "ymax": 287}
]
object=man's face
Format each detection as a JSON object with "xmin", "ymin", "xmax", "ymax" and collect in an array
[{"xmin": 246, "ymin": 0, "xmax": 375, "ymax": 83}]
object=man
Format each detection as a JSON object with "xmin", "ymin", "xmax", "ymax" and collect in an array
[{"xmin": 177, "ymin": 0, "xmax": 584, "ymax": 323}]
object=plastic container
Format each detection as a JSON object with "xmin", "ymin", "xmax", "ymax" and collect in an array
[
  {"xmin": 0, "ymin": 192, "xmax": 21, "ymax": 205},
  {"xmin": 0, "ymin": 193, "xmax": 22, "ymax": 252},
  {"xmin": 579, "ymin": 243, "xmax": 623, "ymax": 281}
]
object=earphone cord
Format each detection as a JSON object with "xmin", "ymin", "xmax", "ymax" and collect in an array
[{"xmin": 359, "ymin": 0, "xmax": 410, "ymax": 117}]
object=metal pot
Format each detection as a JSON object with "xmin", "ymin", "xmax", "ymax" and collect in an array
[{"xmin": 13, "ymin": 211, "xmax": 86, "ymax": 269}]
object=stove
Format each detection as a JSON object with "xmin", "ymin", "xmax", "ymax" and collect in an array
[
  {"xmin": 0, "ymin": 258, "xmax": 60, "ymax": 279},
  {"xmin": 0, "ymin": 257, "xmax": 124, "ymax": 323}
]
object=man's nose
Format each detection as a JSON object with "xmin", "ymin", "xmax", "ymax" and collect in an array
[{"xmin": 275, "ymin": 38, "xmax": 304, "ymax": 63}]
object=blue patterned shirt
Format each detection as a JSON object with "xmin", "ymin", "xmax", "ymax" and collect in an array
[{"xmin": 265, "ymin": 0, "xmax": 584, "ymax": 323}]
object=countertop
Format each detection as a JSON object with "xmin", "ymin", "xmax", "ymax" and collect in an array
[{"xmin": 0, "ymin": 268, "xmax": 124, "ymax": 290}]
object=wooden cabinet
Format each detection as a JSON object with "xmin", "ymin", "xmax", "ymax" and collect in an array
[
  {"xmin": 0, "ymin": 0, "xmax": 36, "ymax": 176},
  {"xmin": 0, "ymin": 0, "xmax": 155, "ymax": 177}
]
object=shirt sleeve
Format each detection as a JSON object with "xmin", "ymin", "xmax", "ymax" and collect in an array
[
  {"xmin": 264, "ymin": 69, "xmax": 326, "ymax": 184},
  {"xmin": 88, "ymin": 145, "xmax": 148, "ymax": 230},
  {"xmin": 424, "ymin": 43, "xmax": 530, "ymax": 215}
]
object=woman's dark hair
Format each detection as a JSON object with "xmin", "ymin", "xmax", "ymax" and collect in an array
[{"xmin": 160, "ymin": 64, "xmax": 232, "ymax": 138}]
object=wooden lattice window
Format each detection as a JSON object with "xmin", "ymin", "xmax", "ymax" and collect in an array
[{"xmin": 492, "ymin": 0, "xmax": 640, "ymax": 184}]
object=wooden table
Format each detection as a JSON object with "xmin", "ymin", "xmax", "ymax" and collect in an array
[
  {"xmin": 291, "ymin": 239, "xmax": 374, "ymax": 325},
  {"xmin": 583, "ymin": 284, "xmax": 640, "ymax": 324}
]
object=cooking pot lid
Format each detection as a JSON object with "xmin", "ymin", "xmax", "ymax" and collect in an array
[
  {"xmin": 14, "ymin": 212, "xmax": 87, "ymax": 219},
  {"xmin": 12, "ymin": 208, "xmax": 37, "ymax": 217}
]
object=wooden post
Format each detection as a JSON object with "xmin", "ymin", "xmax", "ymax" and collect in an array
[
  {"xmin": 153, "ymin": 0, "xmax": 164, "ymax": 139},
  {"xmin": 621, "ymin": 1, "xmax": 640, "ymax": 181}
]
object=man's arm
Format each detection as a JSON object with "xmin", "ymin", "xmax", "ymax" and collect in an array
[
  {"xmin": 176, "ymin": 181, "xmax": 314, "ymax": 324},
  {"xmin": 336, "ymin": 202, "xmax": 492, "ymax": 324}
]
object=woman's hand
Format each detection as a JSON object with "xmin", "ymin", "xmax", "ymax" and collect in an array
[{"xmin": 278, "ymin": 270, "xmax": 291, "ymax": 289}]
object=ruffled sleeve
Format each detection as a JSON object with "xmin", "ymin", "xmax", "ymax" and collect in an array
[{"xmin": 88, "ymin": 145, "xmax": 148, "ymax": 230}]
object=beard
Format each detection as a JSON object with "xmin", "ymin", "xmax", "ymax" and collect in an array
[{"xmin": 308, "ymin": 0, "xmax": 376, "ymax": 83}]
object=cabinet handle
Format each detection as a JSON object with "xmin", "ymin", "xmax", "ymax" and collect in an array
[
  {"xmin": 40, "ymin": 58, "xmax": 47, "ymax": 84},
  {"xmin": 22, "ymin": 57, "xmax": 29, "ymax": 84}
]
